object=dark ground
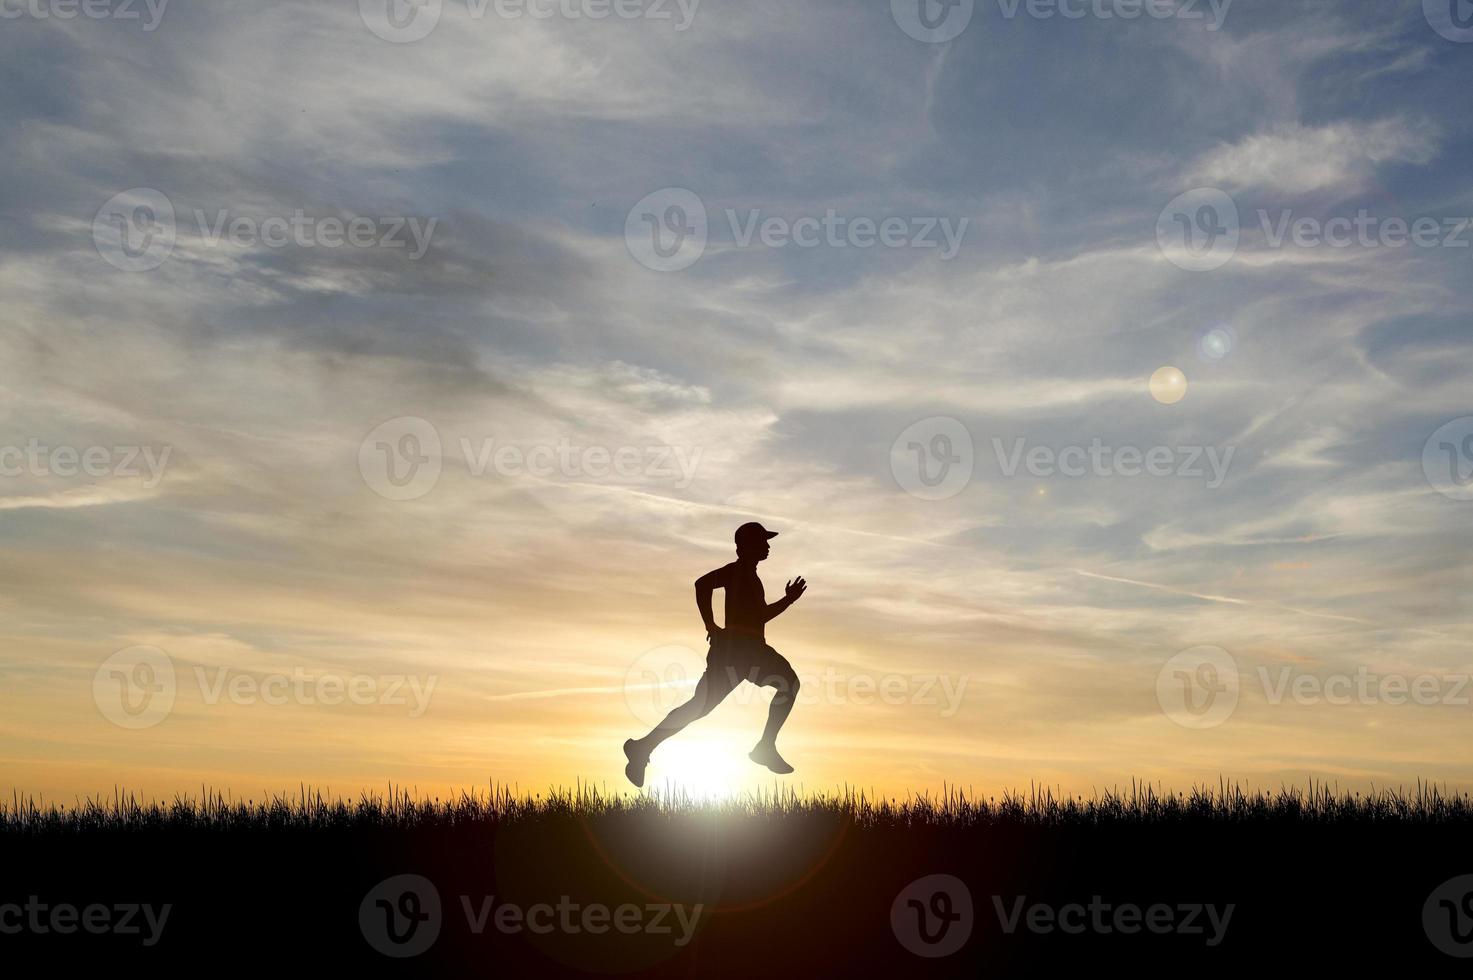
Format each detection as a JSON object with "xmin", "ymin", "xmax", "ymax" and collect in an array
[{"xmin": 4, "ymin": 785, "xmax": 1471, "ymax": 974}]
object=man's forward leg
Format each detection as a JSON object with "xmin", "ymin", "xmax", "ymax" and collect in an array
[{"xmin": 750, "ymin": 646, "xmax": 800, "ymax": 774}]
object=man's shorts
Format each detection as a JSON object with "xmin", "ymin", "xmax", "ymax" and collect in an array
[{"xmin": 707, "ymin": 631, "xmax": 794, "ymax": 689}]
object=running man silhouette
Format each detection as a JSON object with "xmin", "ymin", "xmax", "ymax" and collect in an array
[{"xmin": 624, "ymin": 522, "xmax": 807, "ymax": 787}]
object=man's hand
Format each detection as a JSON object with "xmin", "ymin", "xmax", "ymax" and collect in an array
[
  {"xmin": 784, "ymin": 577, "xmax": 807, "ymax": 602},
  {"xmin": 706, "ymin": 624, "xmax": 725, "ymax": 644}
]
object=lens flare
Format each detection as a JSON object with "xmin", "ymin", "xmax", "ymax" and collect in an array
[
  {"xmin": 1198, "ymin": 325, "xmax": 1237, "ymax": 363},
  {"xmin": 642, "ymin": 735, "xmax": 751, "ymax": 801},
  {"xmin": 1149, "ymin": 366, "xmax": 1188, "ymax": 405}
]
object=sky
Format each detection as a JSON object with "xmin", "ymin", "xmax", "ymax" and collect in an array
[{"xmin": 1, "ymin": 0, "xmax": 1472, "ymax": 803}]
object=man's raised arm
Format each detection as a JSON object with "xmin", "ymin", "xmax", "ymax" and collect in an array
[{"xmin": 763, "ymin": 576, "xmax": 807, "ymax": 623}]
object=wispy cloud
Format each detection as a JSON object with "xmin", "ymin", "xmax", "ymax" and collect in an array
[{"xmin": 1185, "ymin": 118, "xmax": 1441, "ymax": 193}]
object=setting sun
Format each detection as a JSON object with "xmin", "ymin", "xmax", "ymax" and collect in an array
[{"xmin": 639, "ymin": 734, "xmax": 752, "ymax": 801}]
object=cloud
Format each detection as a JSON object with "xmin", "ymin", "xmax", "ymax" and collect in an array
[
  {"xmin": 3, "ymin": 0, "xmax": 1473, "ymax": 799},
  {"xmin": 1184, "ymin": 118, "xmax": 1441, "ymax": 194}
]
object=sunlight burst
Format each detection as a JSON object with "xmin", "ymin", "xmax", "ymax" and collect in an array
[{"xmin": 644, "ymin": 735, "xmax": 752, "ymax": 801}]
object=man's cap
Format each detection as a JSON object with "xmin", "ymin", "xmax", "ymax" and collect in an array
[{"xmin": 735, "ymin": 522, "xmax": 779, "ymax": 547}]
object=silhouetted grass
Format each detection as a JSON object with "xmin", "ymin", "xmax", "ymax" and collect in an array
[
  {"xmin": 7, "ymin": 778, "xmax": 1473, "ymax": 834},
  {"xmin": 7, "ymin": 779, "xmax": 1472, "ymax": 970}
]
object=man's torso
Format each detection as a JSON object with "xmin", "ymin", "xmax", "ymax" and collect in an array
[{"xmin": 716, "ymin": 561, "xmax": 765, "ymax": 639}]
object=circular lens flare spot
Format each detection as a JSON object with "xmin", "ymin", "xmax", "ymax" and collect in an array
[
  {"xmin": 1149, "ymin": 366, "xmax": 1188, "ymax": 405},
  {"xmin": 1198, "ymin": 325, "xmax": 1237, "ymax": 363}
]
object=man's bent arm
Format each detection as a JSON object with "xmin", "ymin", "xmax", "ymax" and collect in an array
[
  {"xmin": 695, "ymin": 569, "xmax": 722, "ymax": 633},
  {"xmin": 762, "ymin": 596, "xmax": 794, "ymax": 623},
  {"xmin": 764, "ymin": 576, "xmax": 806, "ymax": 623}
]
